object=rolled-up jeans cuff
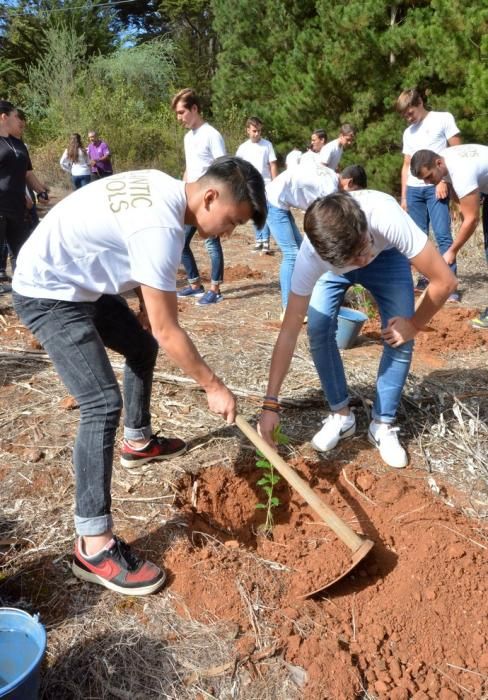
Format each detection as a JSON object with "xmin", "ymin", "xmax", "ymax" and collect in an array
[
  {"xmin": 210, "ymin": 279, "xmax": 223, "ymax": 286},
  {"xmin": 188, "ymin": 276, "xmax": 200, "ymax": 285},
  {"xmin": 371, "ymin": 411, "xmax": 394, "ymax": 425},
  {"xmin": 124, "ymin": 425, "xmax": 152, "ymax": 441},
  {"xmin": 328, "ymin": 396, "xmax": 350, "ymax": 412},
  {"xmin": 75, "ymin": 513, "xmax": 113, "ymax": 536}
]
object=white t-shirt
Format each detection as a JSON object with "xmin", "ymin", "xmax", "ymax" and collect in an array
[
  {"xmin": 291, "ymin": 189, "xmax": 428, "ymax": 296},
  {"xmin": 286, "ymin": 148, "xmax": 302, "ymax": 170},
  {"xmin": 298, "ymin": 149, "xmax": 319, "ymax": 170},
  {"xmin": 13, "ymin": 170, "xmax": 187, "ymax": 302},
  {"xmin": 59, "ymin": 148, "xmax": 91, "ymax": 177},
  {"xmin": 184, "ymin": 122, "xmax": 226, "ymax": 182},
  {"xmin": 266, "ymin": 165, "xmax": 339, "ymax": 211},
  {"xmin": 319, "ymin": 138, "xmax": 343, "ymax": 171},
  {"xmin": 441, "ymin": 144, "xmax": 488, "ymax": 197},
  {"xmin": 235, "ymin": 138, "xmax": 277, "ymax": 183},
  {"xmin": 403, "ymin": 111, "xmax": 459, "ymax": 187}
]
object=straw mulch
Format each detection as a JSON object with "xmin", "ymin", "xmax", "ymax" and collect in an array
[{"xmin": 0, "ymin": 217, "xmax": 486, "ymax": 698}]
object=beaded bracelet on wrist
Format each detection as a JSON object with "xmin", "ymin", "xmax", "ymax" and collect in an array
[
  {"xmin": 262, "ymin": 404, "xmax": 280, "ymax": 413},
  {"xmin": 262, "ymin": 397, "xmax": 280, "ymax": 412}
]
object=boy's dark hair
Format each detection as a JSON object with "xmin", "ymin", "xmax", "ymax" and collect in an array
[
  {"xmin": 0, "ymin": 100, "xmax": 15, "ymax": 116},
  {"xmin": 410, "ymin": 149, "xmax": 439, "ymax": 178},
  {"xmin": 246, "ymin": 116, "xmax": 263, "ymax": 129},
  {"xmin": 15, "ymin": 108, "xmax": 27, "ymax": 122},
  {"xmin": 304, "ymin": 192, "xmax": 368, "ymax": 267},
  {"xmin": 171, "ymin": 88, "xmax": 201, "ymax": 113},
  {"xmin": 200, "ymin": 156, "xmax": 268, "ymax": 229},
  {"xmin": 396, "ymin": 88, "xmax": 423, "ymax": 114},
  {"xmin": 312, "ymin": 128, "xmax": 327, "ymax": 142},
  {"xmin": 340, "ymin": 164, "xmax": 367, "ymax": 189},
  {"xmin": 340, "ymin": 123, "xmax": 355, "ymax": 136}
]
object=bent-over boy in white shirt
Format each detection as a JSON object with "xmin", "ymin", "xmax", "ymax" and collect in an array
[
  {"xmin": 411, "ymin": 144, "xmax": 488, "ymax": 329},
  {"xmin": 13, "ymin": 156, "xmax": 267, "ymax": 596},
  {"xmin": 259, "ymin": 189, "xmax": 456, "ymax": 469}
]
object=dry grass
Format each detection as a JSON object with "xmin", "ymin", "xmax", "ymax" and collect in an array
[{"xmin": 1, "ymin": 216, "xmax": 487, "ymax": 698}]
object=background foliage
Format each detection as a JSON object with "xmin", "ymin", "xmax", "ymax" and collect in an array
[{"xmin": 0, "ymin": 0, "xmax": 486, "ymax": 193}]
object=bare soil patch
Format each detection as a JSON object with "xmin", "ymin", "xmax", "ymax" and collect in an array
[
  {"xmin": 0, "ymin": 202, "xmax": 487, "ymax": 698},
  {"xmin": 162, "ymin": 457, "xmax": 488, "ymax": 699},
  {"xmin": 363, "ymin": 306, "xmax": 486, "ymax": 354}
]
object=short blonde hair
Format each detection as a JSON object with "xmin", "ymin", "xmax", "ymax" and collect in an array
[{"xmin": 396, "ymin": 88, "xmax": 423, "ymax": 114}]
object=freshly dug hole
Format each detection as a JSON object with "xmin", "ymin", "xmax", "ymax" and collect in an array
[{"xmin": 176, "ymin": 463, "xmax": 365, "ymax": 597}]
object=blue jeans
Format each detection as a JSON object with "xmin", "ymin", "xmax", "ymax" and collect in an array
[
  {"xmin": 12, "ymin": 292, "xmax": 159, "ymax": 536},
  {"xmin": 267, "ymin": 203, "xmax": 302, "ymax": 308},
  {"xmin": 254, "ymin": 222, "xmax": 271, "ymax": 243},
  {"xmin": 181, "ymin": 225, "xmax": 224, "ymax": 285},
  {"xmin": 307, "ymin": 248, "xmax": 415, "ymax": 424},
  {"xmin": 406, "ymin": 185, "xmax": 456, "ymax": 275},
  {"xmin": 72, "ymin": 174, "xmax": 91, "ymax": 189}
]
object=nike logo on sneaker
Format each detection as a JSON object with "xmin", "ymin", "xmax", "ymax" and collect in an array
[
  {"xmin": 368, "ymin": 430, "xmax": 379, "ymax": 445},
  {"xmin": 77, "ymin": 555, "xmax": 122, "ymax": 580}
]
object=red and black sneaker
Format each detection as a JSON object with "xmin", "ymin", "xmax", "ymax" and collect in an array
[
  {"xmin": 72, "ymin": 535, "xmax": 166, "ymax": 595},
  {"xmin": 120, "ymin": 433, "xmax": 187, "ymax": 469}
]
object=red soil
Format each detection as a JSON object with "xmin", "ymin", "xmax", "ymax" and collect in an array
[
  {"xmin": 195, "ymin": 263, "xmax": 264, "ymax": 284},
  {"xmin": 363, "ymin": 306, "xmax": 486, "ymax": 353},
  {"xmin": 164, "ymin": 457, "xmax": 488, "ymax": 699}
]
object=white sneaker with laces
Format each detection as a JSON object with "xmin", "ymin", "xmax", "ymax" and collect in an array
[
  {"xmin": 368, "ymin": 421, "xmax": 408, "ymax": 469},
  {"xmin": 311, "ymin": 412, "xmax": 356, "ymax": 452}
]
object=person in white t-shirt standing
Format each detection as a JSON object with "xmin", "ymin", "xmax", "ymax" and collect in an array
[
  {"xmin": 12, "ymin": 157, "xmax": 267, "ymax": 596},
  {"xmin": 300, "ymin": 129, "xmax": 327, "ymax": 170},
  {"xmin": 60, "ymin": 133, "xmax": 92, "ymax": 189},
  {"xmin": 172, "ymin": 88, "xmax": 227, "ymax": 305},
  {"xmin": 396, "ymin": 88, "xmax": 462, "ymax": 297},
  {"xmin": 319, "ymin": 124, "xmax": 355, "ymax": 171},
  {"xmin": 236, "ymin": 116, "xmax": 278, "ymax": 253},
  {"xmin": 411, "ymin": 144, "xmax": 488, "ymax": 329},
  {"xmin": 258, "ymin": 190, "xmax": 456, "ymax": 469}
]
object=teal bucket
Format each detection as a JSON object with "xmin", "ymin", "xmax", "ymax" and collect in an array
[
  {"xmin": 336, "ymin": 307, "xmax": 368, "ymax": 349},
  {"xmin": 0, "ymin": 608, "xmax": 46, "ymax": 700}
]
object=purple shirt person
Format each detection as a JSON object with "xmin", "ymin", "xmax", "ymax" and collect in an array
[{"xmin": 87, "ymin": 131, "xmax": 113, "ymax": 178}]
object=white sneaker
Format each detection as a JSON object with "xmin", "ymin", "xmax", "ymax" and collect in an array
[
  {"xmin": 368, "ymin": 421, "xmax": 408, "ymax": 469},
  {"xmin": 311, "ymin": 412, "xmax": 356, "ymax": 452}
]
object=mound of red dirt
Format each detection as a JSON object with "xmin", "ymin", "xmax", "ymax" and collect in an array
[
  {"xmin": 196, "ymin": 264, "xmax": 263, "ymax": 283},
  {"xmin": 363, "ymin": 306, "xmax": 486, "ymax": 353},
  {"xmin": 165, "ymin": 457, "xmax": 488, "ymax": 699}
]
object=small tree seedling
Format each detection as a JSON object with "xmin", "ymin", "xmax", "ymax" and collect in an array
[{"xmin": 255, "ymin": 425, "xmax": 289, "ymax": 535}]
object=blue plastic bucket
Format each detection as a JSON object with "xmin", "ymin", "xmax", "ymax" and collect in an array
[
  {"xmin": 0, "ymin": 608, "xmax": 46, "ymax": 699},
  {"xmin": 336, "ymin": 307, "xmax": 368, "ymax": 349}
]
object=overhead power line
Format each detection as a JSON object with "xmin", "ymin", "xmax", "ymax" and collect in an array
[{"xmin": 2, "ymin": 0, "xmax": 143, "ymax": 15}]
